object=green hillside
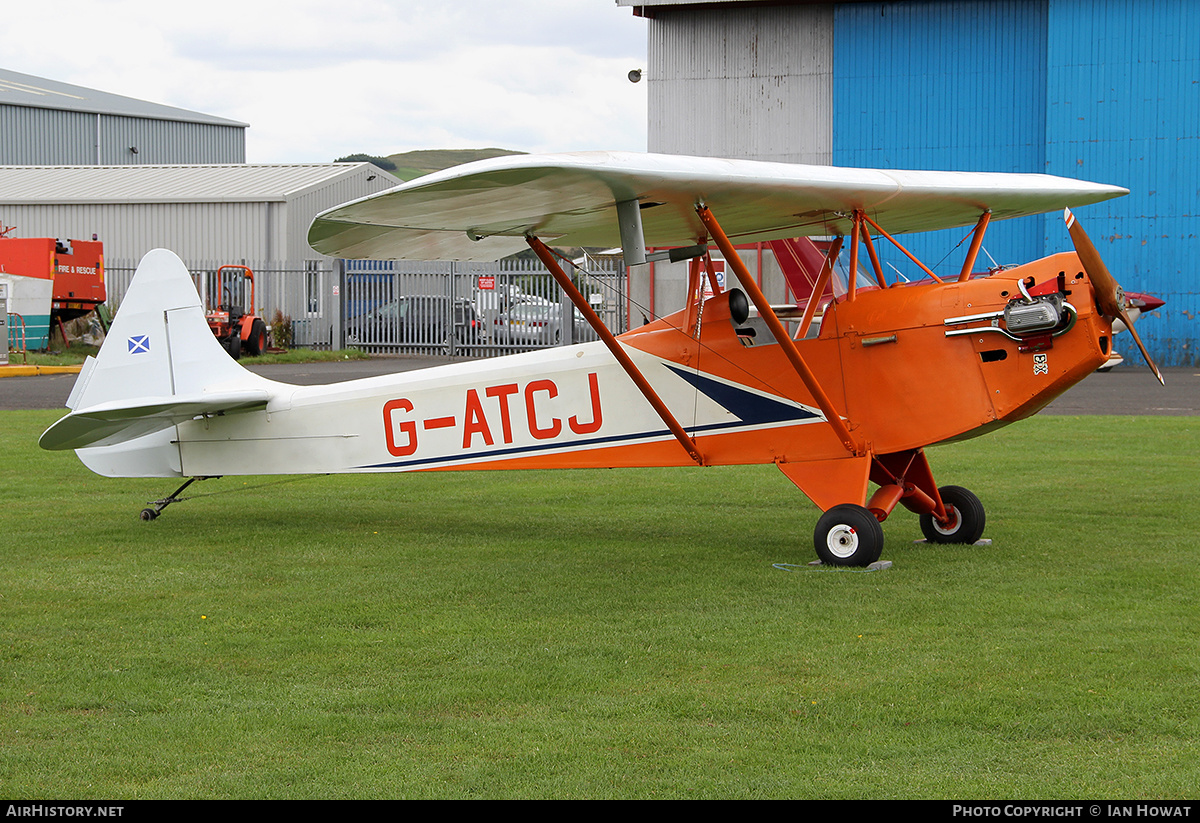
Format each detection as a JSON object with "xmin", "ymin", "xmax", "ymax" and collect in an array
[{"xmin": 386, "ymin": 148, "xmax": 525, "ymax": 181}]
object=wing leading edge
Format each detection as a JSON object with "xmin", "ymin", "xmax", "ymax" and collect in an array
[{"xmin": 308, "ymin": 151, "xmax": 1127, "ymax": 262}]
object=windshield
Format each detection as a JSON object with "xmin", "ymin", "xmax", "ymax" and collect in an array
[
  {"xmin": 782, "ymin": 239, "xmax": 881, "ymax": 314},
  {"xmin": 828, "ymin": 252, "xmax": 882, "ymax": 300}
]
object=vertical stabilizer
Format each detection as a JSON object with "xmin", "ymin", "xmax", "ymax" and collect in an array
[
  {"xmin": 39, "ymin": 250, "xmax": 277, "ymax": 475},
  {"xmin": 72, "ymin": 249, "xmax": 254, "ymax": 409}
]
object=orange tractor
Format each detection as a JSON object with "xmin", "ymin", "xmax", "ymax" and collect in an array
[{"xmin": 203, "ymin": 264, "xmax": 268, "ymax": 359}]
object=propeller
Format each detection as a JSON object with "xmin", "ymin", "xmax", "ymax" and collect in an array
[{"xmin": 1064, "ymin": 208, "xmax": 1164, "ymax": 385}]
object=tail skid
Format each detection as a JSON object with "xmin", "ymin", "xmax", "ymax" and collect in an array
[{"xmin": 39, "ymin": 250, "xmax": 279, "ymax": 477}]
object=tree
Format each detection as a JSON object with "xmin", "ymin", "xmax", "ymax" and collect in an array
[{"xmin": 334, "ymin": 154, "xmax": 397, "ymax": 172}]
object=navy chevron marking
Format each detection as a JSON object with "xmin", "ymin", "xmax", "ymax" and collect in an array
[{"xmin": 664, "ymin": 365, "xmax": 819, "ymax": 425}]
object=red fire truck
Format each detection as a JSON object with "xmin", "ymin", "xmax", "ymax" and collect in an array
[{"xmin": 0, "ymin": 236, "xmax": 106, "ymax": 349}]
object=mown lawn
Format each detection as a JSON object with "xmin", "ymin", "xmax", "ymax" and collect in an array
[{"xmin": 1, "ymin": 411, "xmax": 1197, "ymax": 799}]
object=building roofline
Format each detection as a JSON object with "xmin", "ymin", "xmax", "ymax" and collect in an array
[
  {"xmin": 0, "ymin": 163, "xmax": 397, "ymax": 205},
  {"xmin": 0, "ymin": 68, "xmax": 249, "ymax": 128}
]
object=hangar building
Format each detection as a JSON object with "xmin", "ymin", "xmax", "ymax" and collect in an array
[
  {"xmin": 0, "ymin": 162, "xmax": 399, "ymax": 347},
  {"xmin": 1, "ymin": 67, "xmax": 246, "ymax": 165},
  {"xmin": 620, "ymin": 0, "xmax": 1198, "ymax": 367},
  {"xmin": 0, "ymin": 69, "xmax": 400, "ymax": 347}
]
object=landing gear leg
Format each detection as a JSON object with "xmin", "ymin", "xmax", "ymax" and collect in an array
[{"xmin": 140, "ymin": 476, "xmax": 214, "ymax": 521}]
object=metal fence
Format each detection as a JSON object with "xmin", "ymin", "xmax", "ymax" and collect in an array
[
  {"xmin": 108, "ymin": 257, "xmax": 340, "ymax": 349},
  {"xmin": 343, "ymin": 257, "xmax": 628, "ymax": 357},
  {"xmin": 104, "ymin": 254, "xmax": 627, "ymax": 356}
]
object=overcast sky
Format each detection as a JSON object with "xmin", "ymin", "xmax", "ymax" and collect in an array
[{"xmin": 3, "ymin": 0, "xmax": 649, "ymax": 163}]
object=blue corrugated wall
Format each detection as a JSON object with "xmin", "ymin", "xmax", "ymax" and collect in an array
[
  {"xmin": 833, "ymin": 1, "xmax": 1051, "ymax": 278},
  {"xmin": 1044, "ymin": 0, "xmax": 1200, "ymax": 366},
  {"xmin": 833, "ymin": 0, "xmax": 1198, "ymax": 366}
]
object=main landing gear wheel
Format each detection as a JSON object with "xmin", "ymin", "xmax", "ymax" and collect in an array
[
  {"xmin": 919, "ymin": 485, "xmax": 986, "ymax": 544},
  {"xmin": 814, "ymin": 504, "xmax": 884, "ymax": 567}
]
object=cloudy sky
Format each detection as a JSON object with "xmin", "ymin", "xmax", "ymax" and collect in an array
[{"xmin": 3, "ymin": 0, "xmax": 649, "ymax": 163}]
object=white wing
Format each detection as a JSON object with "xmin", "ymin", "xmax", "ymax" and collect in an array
[{"xmin": 308, "ymin": 151, "xmax": 1127, "ymax": 261}]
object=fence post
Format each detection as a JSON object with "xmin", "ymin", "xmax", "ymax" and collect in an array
[{"xmin": 332, "ymin": 258, "xmax": 344, "ymax": 350}]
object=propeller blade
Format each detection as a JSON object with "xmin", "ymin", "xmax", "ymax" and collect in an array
[
  {"xmin": 1064, "ymin": 208, "xmax": 1122, "ymax": 317},
  {"xmin": 1119, "ymin": 307, "xmax": 1166, "ymax": 386},
  {"xmin": 1064, "ymin": 209, "xmax": 1164, "ymax": 385}
]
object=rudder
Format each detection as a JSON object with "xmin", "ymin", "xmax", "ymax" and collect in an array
[{"xmin": 39, "ymin": 250, "xmax": 276, "ymax": 475}]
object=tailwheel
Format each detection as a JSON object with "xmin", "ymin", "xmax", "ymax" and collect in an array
[
  {"xmin": 814, "ymin": 504, "xmax": 884, "ymax": 567},
  {"xmin": 138, "ymin": 476, "xmax": 212, "ymax": 521},
  {"xmin": 919, "ymin": 485, "xmax": 986, "ymax": 544}
]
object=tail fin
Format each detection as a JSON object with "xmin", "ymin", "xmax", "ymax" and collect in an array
[{"xmin": 39, "ymin": 250, "xmax": 274, "ymax": 474}]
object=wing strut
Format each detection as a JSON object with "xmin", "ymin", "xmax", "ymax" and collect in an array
[
  {"xmin": 796, "ymin": 236, "xmax": 841, "ymax": 339},
  {"xmin": 525, "ymin": 235, "xmax": 706, "ymax": 466},
  {"xmin": 958, "ymin": 211, "xmax": 992, "ymax": 282},
  {"xmin": 857, "ymin": 211, "xmax": 944, "ymax": 284},
  {"xmin": 695, "ymin": 205, "xmax": 864, "ymax": 457}
]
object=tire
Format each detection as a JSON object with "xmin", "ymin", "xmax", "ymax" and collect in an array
[
  {"xmin": 244, "ymin": 318, "xmax": 267, "ymax": 357},
  {"xmin": 920, "ymin": 485, "xmax": 986, "ymax": 544},
  {"xmin": 814, "ymin": 504, "xmax": 884, "ymax": 567},
  {"xmin": 225, "ymin": 332, "xmax": 241, "ymax": 360}
]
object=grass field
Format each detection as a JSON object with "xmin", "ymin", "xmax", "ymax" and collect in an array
[{"xmin": 2, "ymin": 411, "xmax": 1197, "ymax": 799}]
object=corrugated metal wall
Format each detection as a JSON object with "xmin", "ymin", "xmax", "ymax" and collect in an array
[
  {"xmin": 1044, "ymin": 0, "xmax": 1200, "ymax": 366},
  {"xmin": 643, "ymin": 2, "xmax": 835, "ymax": 308},
  {"xmin": 833, "ymin": 0, "xmax": 1051, "ymax": 280},
  {"xmin": 644, "ymin": 0, "xmax": 1196, "ymax": 365},
  {"xmin": 0, "ymin": 166, "xmax": 392, "ymax": 265},
  {"xmin": 831, "ymin": 0, "xmax": 1197, "ymax": 366},
  {"xmin": 647, "ymin": 3, "xmax": 834, "ymax": 164},
  {"xmin": 0, "ymin": 105, "xmax": 244, "ymax": 165},
  {"xmin": 0, "ymin": 106, "xmax": 96, "ymax": 164},
  {"xmin": 283, "ymin": 174, "xmax": 398, "ymax": 262},
  {"xmin": 2, "ymin": 164, "xmax": 397, "ymax": 348},
  {"xmin": 96, "ymin": 116, "xmax": 245, "ymax": 165},
  {"xmin": 1, "ymin": 201, "xmax": 275, "ymax": 260}
]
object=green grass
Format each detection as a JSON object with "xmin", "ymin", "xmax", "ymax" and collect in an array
[
  {"xmin": 2, "ymin": 412, "xmax": 1197, "ymax": 798},
  {"xmin": 10, "ymin": 344, "xmax": 101, "ymax": 367}
]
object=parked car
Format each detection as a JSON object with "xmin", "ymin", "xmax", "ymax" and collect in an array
[
  {"xmin": 493, "ymin": 303, "xmax": 590, "ymax": 347},
  {"xmin": 347, "ymin": 295, "xmax": 485, "ymax": 352}
]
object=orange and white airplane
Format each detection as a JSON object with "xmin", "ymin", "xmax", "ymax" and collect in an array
[{"xmin": 39, "ymin": 152, "xmax": 1162, "ymax": 566}]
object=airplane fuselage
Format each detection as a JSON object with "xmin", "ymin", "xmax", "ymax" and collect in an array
[{"xmin": 82, "ymin": 252, "xmax": 1109, "ymax": 491}]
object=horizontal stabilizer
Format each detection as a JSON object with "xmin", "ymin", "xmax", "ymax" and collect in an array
[{"xmin": 39, "ymin": 390, "xmax": 271, "ymax": 451}]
